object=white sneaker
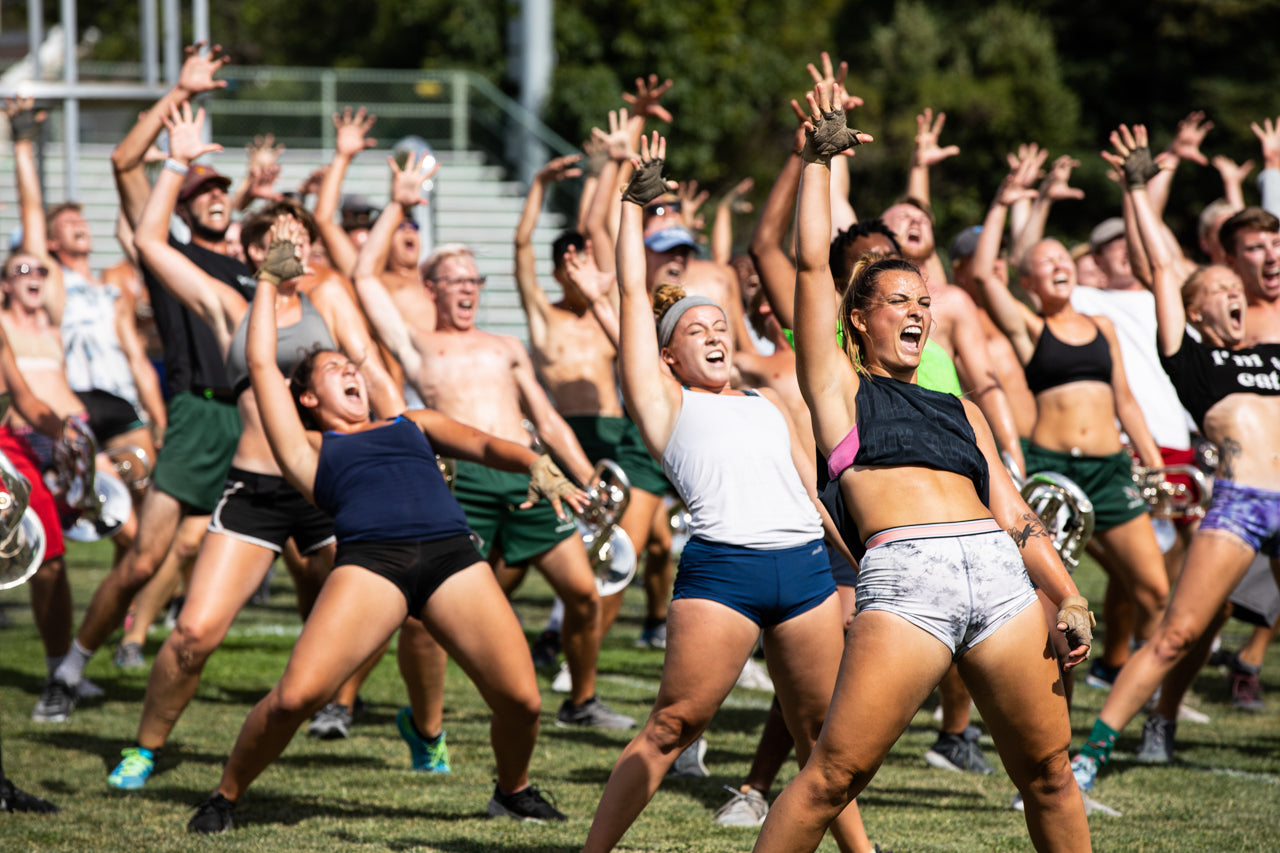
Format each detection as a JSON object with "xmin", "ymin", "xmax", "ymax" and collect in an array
[
  {"xmin": 551, "ymin": 662, "xmax": 572, "ymax": 694},
  {"xmin": 735, "ymin": 658, "xmax": 773, "ymax": 692},
  {"xmin": 75, "ymin": 677, "xmax": 105, "ymax": 700},
  {"xmin": 668, "ymin": 735, "xmax": 708, "ymax": 778},
  {"xmin": 713, "ymin": 785, "xmax": 768, "ymax": 826}
]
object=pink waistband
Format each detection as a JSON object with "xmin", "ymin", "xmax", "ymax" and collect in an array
[
  {"xmin": 826, "ymin": 426, "xmax": 861, "ymax": 481},
  {"xmin": 864, "ymin": 518, "xmax": 1002, "ymax": 551}
]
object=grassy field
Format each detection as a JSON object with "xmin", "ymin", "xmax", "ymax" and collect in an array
[{"xmin": 0, "ymin": 540, "xmax": 1277, "ymax": 852}]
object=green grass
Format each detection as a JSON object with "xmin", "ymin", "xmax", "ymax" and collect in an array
[{"xmin": 1, "ymin": 540, "xmax": 1277, "ymax": 851}]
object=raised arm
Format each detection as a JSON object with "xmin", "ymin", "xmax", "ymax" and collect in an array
[
  {"xmin": 584, "ymin": 108, "xmax": 633, "ymax": 274},
  {"xmin": 564, "ymin": 242, "xmax": 621, "ymax": 348},
  {"xmin": 515, "ymin": 154, "xmax": 584, "ymax": 346},
  {"xmin": 1250, "ymin": 116, "xmax": 1280, "ymax": 219},
  {"xmin": 112, "ymin": 43, "xmax": 229, "ymax": 227},
  {"xmin": 1148, "ymin": 111, "xmax": 1212, "ymax": 219},
  {"xmin": 749, "ymin": 134, "xmax": 804, "ymax": 331},
  {"xmin": 711, "ymin": 178, "xmax": 753, "ymax": 265},
  {"xmin": 792, "ymin": 77, "xmax": 871, "ymax": 451},
  {"xmin": 133, "ymin": 101, "xmax": 243, "ymax": 344},
  {"xmin": 229, "ymin": 134, "xmax": 286, "ymax": 212},
  {"xmin": 972, "ymin": 167, "xmax": 1039, "ymax": 361},
  {"xmin": 1104, "ymin": 127, "xmax": 1184, "ymax": 356},
  {"xmin": 314, "ymin": 106, "xmax": 378, "ymax": 277},
  {"xmin": 350, "ymin": 154, "xmax": 438, "ymax": 383},
  {"xmin": 615, "ymin": 133, "xmax": 684, "ymax": 455},
  {"xmin": 5, "ymin": 99, "xmax": 65, "ymax": 324},
  {"xmin": 907, "ymin": 108, "xmax": 959, "ymax": 208},
  {"xmin": 246, "ymin": 222, "xmax": 320, "ymax": 497}
]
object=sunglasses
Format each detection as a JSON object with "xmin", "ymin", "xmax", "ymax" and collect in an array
[{"xmin": 7, "ymin": 263, "xmax": 50, "ymax": 278}]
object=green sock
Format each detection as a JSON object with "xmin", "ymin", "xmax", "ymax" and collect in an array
[{"xmin": 1080, "ymin": 719, "xmax": 1118, "ymax": 766}]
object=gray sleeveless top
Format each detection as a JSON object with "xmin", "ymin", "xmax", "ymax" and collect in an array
[{"xmin": 225, "ymin": 292, "xmax": 336, "ymax": 397}]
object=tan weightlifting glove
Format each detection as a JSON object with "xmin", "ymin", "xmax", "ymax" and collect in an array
[
  {"xmin": 525, "ymin": 454, "xmax": 577, "ymax": 507},
  {"xmin": 1057, "ymin": 594, "xmax": 1096, "ymax": 651}
]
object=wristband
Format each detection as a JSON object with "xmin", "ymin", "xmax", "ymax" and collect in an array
[{"xmin": 163, "ymin": 158, "xmax": 190, "ymax": 177}]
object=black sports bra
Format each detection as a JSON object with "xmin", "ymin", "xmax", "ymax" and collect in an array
[{"xmin": 1023, "ymin": 320, "xmax": 1112, "ymax": 395}]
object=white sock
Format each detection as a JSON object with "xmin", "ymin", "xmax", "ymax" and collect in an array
[
  {"xmin": 52, "ymin": 640, "xmax": 93, "ymax": 686},
  {"xmin": 544, "ymin": 597, "xmax": 564, "ymax": 634}
]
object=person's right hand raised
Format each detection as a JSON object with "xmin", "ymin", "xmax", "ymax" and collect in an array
[
  {"xmin": 3, "ymin": 96, "xmax": 46, "ymax": 143},
  {"xmin": 622, "ymin": 132, "xmax": 677, "ymax": 207},
  {"xmin": 800, "ymin": 77, "xmax": 872, "ymax": 165},
  {"xmin": 332, "ymin": 106, "xmax": 377, "ymax": 158},
  {"xmin": 176, "ymin": 42, "xmax": 230, "ymax": 97},
  {"xmin": 161, "ymin": 101, "xmax": 222, "ymax": 164},
  {"xmin": 388, "ymin": 152, "xmax": 442, "ymax": 209}
]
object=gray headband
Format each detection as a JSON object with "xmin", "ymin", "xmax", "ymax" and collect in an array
[{"xmin": 656, "ymin": 295, "xmax": 724, "ymax": 347}]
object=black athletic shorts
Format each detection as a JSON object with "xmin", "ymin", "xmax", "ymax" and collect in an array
[
  {"xmin": 75, "ymin": 389, "xmax": 145, "ymax": 443},
  {"xmin": 334, "ymin": 534, "xmax": 484, "ymax": 616},
  {"xmin": 208, "ymin": 466, "xmax": 335, "ymax": 554}
]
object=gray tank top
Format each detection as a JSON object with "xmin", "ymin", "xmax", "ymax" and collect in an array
[{"xmin": 225, "ymin": 292, "xmax": 336, "ymax": 396}]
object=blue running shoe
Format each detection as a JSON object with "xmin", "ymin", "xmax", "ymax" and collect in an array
[
  {"xmin": 1070, "ymin": 753, "xmax": 1098, "ymax": 792},
  {"xmin": 108, "ymin": 747, "xmax": 156, "ymax": 790},
  {"xmin": 396, "ymin": 707, "xmax": 450, "ymax": 773}
]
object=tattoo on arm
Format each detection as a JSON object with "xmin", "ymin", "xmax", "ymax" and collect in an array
[
  {"xmin": 1219, "ymin": 437, "xmax": 1242, "ymax": 481},
  {"xmin": 1006, "ymin": 511, "xmax": 1051, "ymax": 549}
]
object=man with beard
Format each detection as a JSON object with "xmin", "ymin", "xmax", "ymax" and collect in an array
[{"xmin": 46, "ymin": 44, "xmax": 260, "ymax": 702}]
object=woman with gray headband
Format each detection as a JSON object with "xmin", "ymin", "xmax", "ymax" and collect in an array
[{"xmin": 580, "ymin": 132, "xmax": 878, "ymax": 853}]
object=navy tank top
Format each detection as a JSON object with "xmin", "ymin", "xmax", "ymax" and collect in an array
[
  {"xmin": 821, "ymin": 374, "xmax": 990, "ymax": 561},
  {"xmin": 314, "ymin": 415, "xmax": 471, "ymax": 543},
  {"xmin": 1023, "ymin": 320, "xmax": 1112, "ymax": 395}
]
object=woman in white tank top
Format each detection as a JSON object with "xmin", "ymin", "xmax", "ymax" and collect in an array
[{"xmin": 580, "ymin": 134, "xmax": 877, "ymax": 852}]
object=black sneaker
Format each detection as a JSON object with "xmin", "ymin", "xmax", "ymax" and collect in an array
[
  {"xmin": 307, "ymin": 702, "xmax": 353, "ymax": 739},
  {"xmin": 924, "ymin": 730, "xmax": 994, "ymax": 774},
  {"xmin": 0, "ymin": 778, "xmax": 59, "ymax": 813},
  {"xmin": 531, "ymin": 630, "xmax": 561, "ymax": 669},
  {"xmin": 188, "ymin": 793, "xmax": 235, "ymax": 834},
  {"xmin": 486, "ymin": 782, "xmax": 567, "ymax": 822},
  {"xmin": 555, "ymin": 696, "xmax": 635, "ymax": 729},
  {"xmin": 31, "ymin": 678, "xmax": 76, "ymax": 722}
]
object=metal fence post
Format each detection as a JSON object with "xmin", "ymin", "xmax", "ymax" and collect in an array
[
  {"xmin": 451, "ymin": 72, "xmax": 468, "ymax": 152},
  {"xmin": 321, "ymin": 68, "xmax": 337, "ymax": 152}
]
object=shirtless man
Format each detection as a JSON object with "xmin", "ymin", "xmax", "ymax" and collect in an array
[
  {"xmin": 513, "ymin": 155, "xmax": 672, "ymax": 653},
  {"xmin": 353, "ymin": 155, "xmax": 633, "ymax": 730},
  {"xmin": 1220, "ymin": 207, "xmax": 1280, "ymax": 344}
]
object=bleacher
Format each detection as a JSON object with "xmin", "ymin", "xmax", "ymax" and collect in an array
[{"xmin": 0, "ymin": 143, "xmax": 570, "ymax": 343}]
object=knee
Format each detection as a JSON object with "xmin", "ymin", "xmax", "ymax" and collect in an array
[
  {"xmin": 643, "ymin": 705, "xmax": 703, "ymax": 756},
  {"xmin": 168, "ymin": 619, "xmax": 220, "ymax": 670},
  {"xmin": 1150, "ymin": 619, "xmax": 1200, "ymax": 664},
  {"xmin": 1016, "ymin": 749, "xmax": 1075, "ymax": 803},
  {"xmin": 120, "ymin": 546, "xmax": 163, "ymax": 591},
  {"xmin": 272, "ymin": 680, "xmax": 330, "ymax": 720},
  {"xmin": 561, "ymin": 585, "xmax": 600, "ymax": 622},
  {"xmin": 31, "ymin": 556, "xmax": 66, "ymax": 585},
  {"xmin": 493, "ymin": 685, "xmax": 541, "ymax": 728},
  {"xmin": 799, "ymin": 750, "xmax": 863, "ymax": 809}
]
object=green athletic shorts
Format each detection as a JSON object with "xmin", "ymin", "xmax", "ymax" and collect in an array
[
  {"xmin": 451, "ymin": 459, "xmax": 578, "ymax": 565},
  {"xmin": 1022, "ymin": 444, "xmax": 1148, "ymax": 533},
  {"xmin": 565, "ymin": 414, "xmax": 669, "ymax": 496},
  {"xmin": 151, "ymin": 391, "xmax": 242, "ymax": 514}
]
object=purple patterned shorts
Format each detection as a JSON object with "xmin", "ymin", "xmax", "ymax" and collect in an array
[{"xmin": 1200, "ymin": 478, "xmax": 1280, "ymax": 558}]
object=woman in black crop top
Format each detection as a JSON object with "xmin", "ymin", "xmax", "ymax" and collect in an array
[
  {"xmin": 973, "ymin": 159, "xmax": 1174, "ymax": 704},
  {"xmin": 1064, "ymin": 131, "xmax": 1280, "ymax": 794},
  {"xmin": 751, "ymin": 77, "xmax": 1094, "ymax": 853},
  {"xmin": 181, "ymin": 228, "xmax": 587, "ymax": 832}
]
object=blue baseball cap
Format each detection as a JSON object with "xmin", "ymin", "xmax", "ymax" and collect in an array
[{"xmin": 644, "ymin": 226, "xmax": 698, "ymax": 254}]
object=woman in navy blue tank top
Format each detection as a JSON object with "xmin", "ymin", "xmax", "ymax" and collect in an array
[
  {"xmin": 183, "ymin": 219, "xmax": 587, "ymax": 832},
  {"xmin": 973, "ymin": 153, "xmax": 1172, "ymax": 700},
  {"xmin": 751, "ymin": 77, "xmax": 1094, "ymax": 853}
]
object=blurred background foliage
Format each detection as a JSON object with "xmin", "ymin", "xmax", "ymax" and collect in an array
[{"xmin": 38, "ymin": 0, "xmax": 1280, "ymax": 252}]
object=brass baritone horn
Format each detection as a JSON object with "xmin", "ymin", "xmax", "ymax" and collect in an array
[
  {"xmin": 1019, "ymin": 471, "xmax": 1095, "ymax": 571},
  {"xmin": 0, "ymin": 446, "xmax": 46, "ymax": 591},
  {"xmin": 45, "ymin": 418, "xmax": 130, "ymax": 542},
  {"xmin": 1135, "ymin": 464, "xmax": 1212, "ymax": 521},
  {"xmin": 576, "ymin": 459, "xmax": 637, "ymax": 597},
  {"xmin": 107, "ymin": 444, "xmax": 152, "ymax": 495}
]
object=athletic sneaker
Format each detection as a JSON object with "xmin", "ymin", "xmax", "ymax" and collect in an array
[
  {"xmin": 1230, "ymin": 668, "xmax": 1265, "ymax": 712},
  {"xmin": 531, "ymin": 630, "xmax": 561, "ymax": 669},
  {"xmin": 635, "ymin": 622, "xmax": 667, "ymax": 649},
  {"xmin": 188, "ymin": 792, "xmax": 235, "ymax": 834},
  {"xmin": 396, "ymin": 707, "xmax": 450, "ymax": 773},
  {"xmin": 1070, "ymin": 753, "xmax": 1099, "ymax": 792},
  {"xmin": 555, "ymin": 696, "xmax": 635, "ymax": 729},
  {"xmin": 1083, "ymin": 660, "xmax": 1120, "ymax": 690},
  {"xmin": 735, "ymin": 658, "xmax": 774, "ymax": 692},
  {"xmin": 486, "ymin": 782, "xmax": 567, "ymax": 822},
  {"xmin": 0, "ymin": 778, "xmax": 59, "ymax": 813},
  {"xmin": 75, "ymin": 677, "xmax": 105, "ymax": 701},
  {"xmin": 713, "ymin": 785, "xmax": 768, "ymax": 826},
  {"xmin": 551, "ymin": 661, "xmax": 572, "ymax": 694},
  {"xmin": 108, "ymin": 747, "xmax": 156, "ymax": 789},
  {"xmin": 307, "ymin": 702, "xmax": 353, "ymax": 739},
  {"xmin": 924, "ymin": 730, "xmax": 994, "ymax": 774},
  {"xmin": 1135, "ymin": 714, "xmax": 1176, "ymax": 764},
  {"xmin": 114, "ymin": 641, "xmax": 146, "ymax": 670},
  {"xmin": 668, "ymin": 735, "xmax": 709, "ymax": 778},
  {"xmin": 31, "ymin": 678, "xmax": 75, "ymax": 722}
]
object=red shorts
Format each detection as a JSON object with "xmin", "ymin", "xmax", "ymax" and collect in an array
[
  {"xmin": 0, "ymin": 427, "xmax": 65, "ymax": 560},
  {"xmin": 1160, "ymin": 446, "xmax": 1200, "ymax": 528}
]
